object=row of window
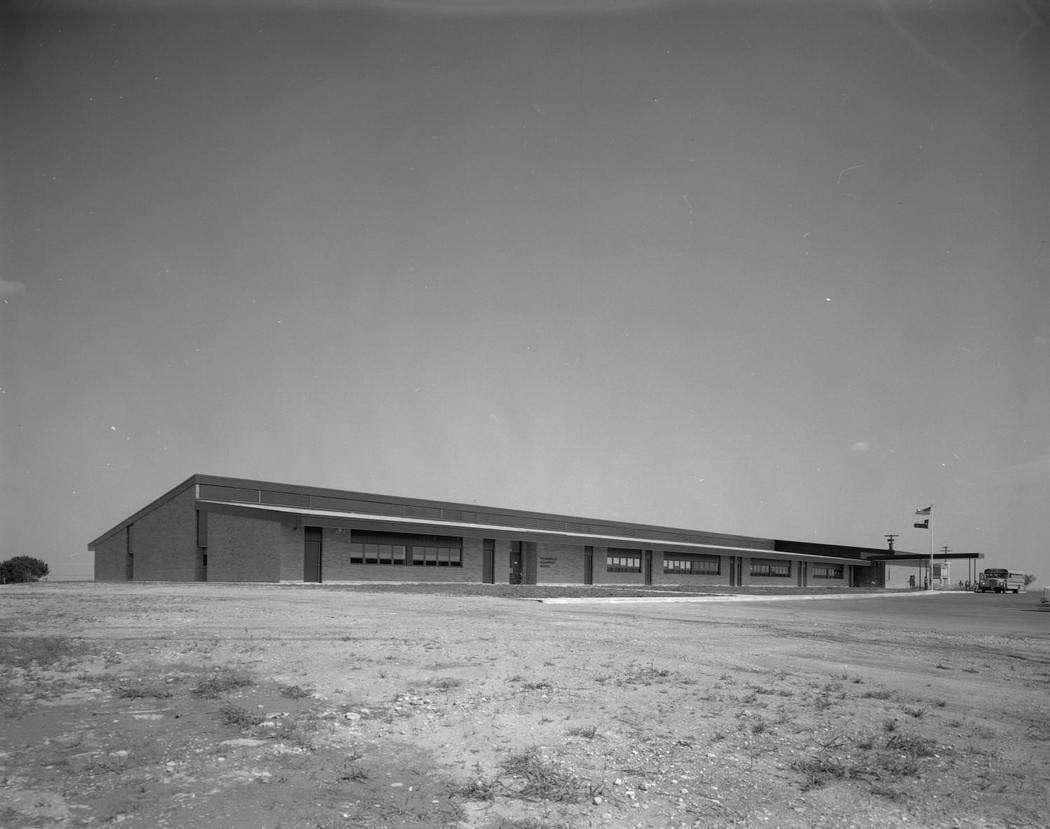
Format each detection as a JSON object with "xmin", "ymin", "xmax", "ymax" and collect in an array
[
  {"xmin": 749, "ymin": 558, "xmax": 792, "ymax": 577},
  {"xmin": 330, "ymin": 538, "xmax": 840, "ymax": 578},
  {"xmin": 663, "ymin": 555, "xmax": 721, "ymax": 575},
  {"xmin": 348, "ymin": 543, "xmax": 462, "ymax": 567},
  {"xmin": 606, "ymin": 553, "xmax": 642, "ymax": 573}
]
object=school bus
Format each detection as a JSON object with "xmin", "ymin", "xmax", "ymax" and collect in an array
[{"xmin": 976, "ymin": 568, "xmax": 1026, "ymax": 594}]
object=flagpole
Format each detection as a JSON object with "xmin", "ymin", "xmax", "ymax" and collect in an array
[
  {"xmin": 914, "ymin": 505, "xmax": 933, "ymax": 589},
  {"xmin": 928, "ymin": 505, "xmax": 934, "ymax": 590}
]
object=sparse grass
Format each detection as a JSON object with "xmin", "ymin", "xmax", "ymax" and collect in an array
[
  {"xmin": 338, "ymin": 756, "xmax": 369, "ymax": 782},
  {"xmin": 745, "ymin": 682, "xmax": 793, "ymax": 697},
  {"xmin": 278, "ymin": 683, "xmax": 311, "ymax": 699},
  {"xmin": 613, "ymin": 662, "xmax": 672, "ymax": 686},
  {"xmin": 219, "ymin": 703, "xmax": 264, "ymax": 728},
  {"xmin": 885, "ymin": 733, "xmax": 939, "ymax": 758},
  {"xmin": 566, "ymin": 724, "xmax": 598, "ymax": 739},
  {"xmin": 794, "ymin": 731, "xmax": 944, "ymax": 791},
  {"xmin": 427, "ymin": 676, "xmax": 463, "ymax": 691},
  {"xmin": 499, "ymin": 746, "xmax": 588, "ymax": 803},
  {"xmin": 793, "ymin": 755, "xmax": 855, "ymax": 789},
  {"xmin": 451, "ymin": 774, "xmax": 496, "ymax": 801},
  {"xmin": 491, "ymin": 818, "xmax": 569, "ymax": 829},
  {"xmin": 191, "ymin": 669, "xmax": 254, "ymax": 698},
  {"xmin": 115, "ymin": 679, "xmax": 174, "ymax": 699},
  {"xmin": 0, "ymin": 636, "xmax": 80, "ymax": 668},
  {"xmin": 861, "ymin": 689, "xmax": 895, "ymax": 700},
  {"xmin": 902, "ymin": 705, "xmax": 926, "ymax": 719},
  {"xmin": 515, "ymin": 678, "xmax": 554, "ymax": 692}
]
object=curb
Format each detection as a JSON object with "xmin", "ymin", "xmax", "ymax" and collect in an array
[{"xmin": 536, "ymin": 591, "xmax": 963, "ymax": 605}]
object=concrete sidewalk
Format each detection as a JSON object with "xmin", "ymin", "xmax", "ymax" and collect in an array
[{"xmin": 537, "ymin": 590, "xmax": 963, "ymax": 604}]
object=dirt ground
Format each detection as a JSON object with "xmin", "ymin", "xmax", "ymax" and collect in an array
[{"xmin": 2, "ymin": 583, "xmax": 1048, "ymax": 829}]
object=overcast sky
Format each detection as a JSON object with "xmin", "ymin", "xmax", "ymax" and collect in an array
[{"xmin": 2, "ymin": 0, "xmax": 1047, "ymax": 581}]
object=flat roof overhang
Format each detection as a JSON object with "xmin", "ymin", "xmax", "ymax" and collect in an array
[
  {"xmin": 865, "ymin": 552, "xmax": 985, "ymax": 561},
  {"xmin": 197, "ymin": 499, "xmax": 870, "ymax": 566}
]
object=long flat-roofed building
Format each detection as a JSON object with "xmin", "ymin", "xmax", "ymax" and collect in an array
[{"xmin": 89, "ymin": 474, "xmax": 899, "ymax": 587}]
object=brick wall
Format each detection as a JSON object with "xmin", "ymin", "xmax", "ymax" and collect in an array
[
  {"xmin": 93, "ymin": 532, "xmax": 127, "ymax": 581},
  {"xmin": 532, "ymin": 541, "xmax": 587, "ymax": 584},
  {"xmin": 206, "ymin": 512, "xmax": 284, "ymax": 582},
  {"xmin": 125, "ymin": 486, "xmax": 199, "ymax": 581},
  {"xmin": 278, "ymin": 524, "xmax": 304, "ymax": 581}
]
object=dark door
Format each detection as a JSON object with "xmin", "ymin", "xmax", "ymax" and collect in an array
[
  {"xmin": 644, "ymin": 550, "xmax": 653, "ymax": 586},
  {"xmin": 483, "ymin": 539, "xmax": 495, "ymax": 584},
  {"xmin": 125, "ymin": 526, "xmax": 133, "ymax": 581},
  {"xmin": 509, "ymin": 542, "xmax": 523, "ymax": 585},
  {"xmin": 584, "ymin": 546, "xmax": 593, "ymax": 585},
  {"xmin": 304, "ymin": 526, "xmax": 322, "ymax": 582},
  {"xmin": 523, "ymin": 542, "xmax": 538, "ymax": 585}
]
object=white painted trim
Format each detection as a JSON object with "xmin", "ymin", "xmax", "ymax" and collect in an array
[{"xmin": 196, "ymin": 499, "xmax": 869, "ymax": 566}]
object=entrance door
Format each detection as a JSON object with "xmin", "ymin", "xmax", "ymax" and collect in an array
[
  {"xmin": 304, "ymin": 527, "xmax": 322, "ymax": 582},
  {"xmin": 584, "ymin": 546, "xmax": 593, "ymax": 585},
  {"xmin": 644, "ymin": 550, "xmax": 653, "ymax": 586},
  {"xmin": 509, "ymin": 542, "xmax": 523, "ymax": 585}
]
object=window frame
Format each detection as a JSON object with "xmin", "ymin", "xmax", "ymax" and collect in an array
[
  {"xmin": 812, "ymin": 563, "xmax": 844, "ymax": 579},
  {"xmin": 662, "ymin": 553, "xmax": 721, "ymax": 575},
  {"xmin": 606, "ymin": 548, "xmax": 642, "ymax": 573},
  {"xmin": 749, "ymin": 558, "xmax": 792, "ymax": 578}
]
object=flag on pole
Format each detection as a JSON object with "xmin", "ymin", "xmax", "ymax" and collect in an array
[
  {"xmin": 915, "ymin": 506, "xmax": 932, "ymax": 516},
  {"xmin": 913, "ymin": 519, "xmax": 929, "ymax": 529}
]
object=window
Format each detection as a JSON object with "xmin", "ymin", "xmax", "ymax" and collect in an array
[
  {"xmin": 750, "ymin": 558, "xmax": 791, "ymax": 577},
  {"xmin": 416, "ymin": 546, "xmax": 461, "ymax": 567},
  {"xmin": 350, "ymin": 532, "xmax": 461, "ymax": 567},
  {"xmin": 606, "ymin": 548, "xmax": 642, "ymax": 573},
  {"xmin": 663, "ymin": 554, "xmax": 720, "ymax": 575},
  {"xmin": 812, "ymin": 564, "xmax": 844, "ymax": 579}
]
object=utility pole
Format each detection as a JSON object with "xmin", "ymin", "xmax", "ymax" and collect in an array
[
  {"xmin": 939, "ymin": 545, "xmax": 951, "ymax": 587},
  {"xmin": 884, "ymin": 533, "xmax": 898, "ymax": 552}
]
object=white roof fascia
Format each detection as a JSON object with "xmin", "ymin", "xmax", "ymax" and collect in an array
[{"xmin": 197, "ymin": 499, "xmax": 868, "ymax": 566}]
